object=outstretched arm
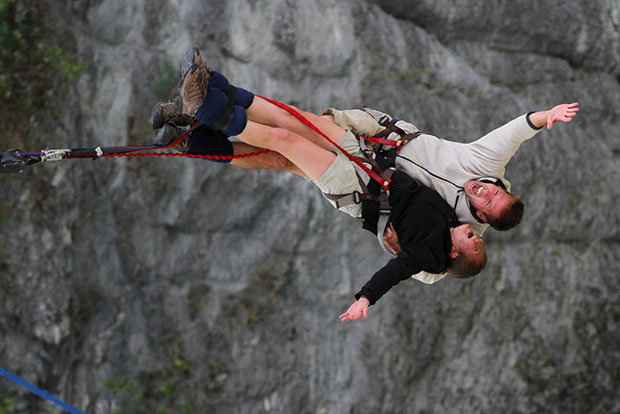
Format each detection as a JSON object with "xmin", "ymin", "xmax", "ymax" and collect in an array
[
  {"xmin": 465, "ymin": 102, "xmax": 580, "ymax": 178},
  {"xmin": 527, "ymin": 102, "xmax": 579, "ymax": 130}
]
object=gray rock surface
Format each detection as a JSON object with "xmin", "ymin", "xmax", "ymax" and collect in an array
[{"xmin": 1, "ymin": 0, "xmax": 619, "ymax": 413}]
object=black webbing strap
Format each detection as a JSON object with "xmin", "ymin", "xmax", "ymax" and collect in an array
[
  {"xmin": 377, "ymin": 119, "xmax": 423, "ymax": 143},
  {"xmin": 209, "ymin": 84, "xmax": 237, "ymax": 131},
  {"xmin": 323, "ymin": 169, "xmax": 378, "ymax": 208}
]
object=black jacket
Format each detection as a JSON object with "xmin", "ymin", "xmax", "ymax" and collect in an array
[{"xmin": 357, "ymin": 169, "xmax": 459, "ymax": 305}]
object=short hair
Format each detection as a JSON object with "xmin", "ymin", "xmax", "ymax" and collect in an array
[
  {"xmin": 447, "ymin": 244, "xmax": 488, "ymax": 279},
  {"xmin": 487, "ymin": 195, "xmax": 524, "ymax": 231}
]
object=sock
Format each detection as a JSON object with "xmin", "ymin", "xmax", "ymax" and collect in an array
[
  {"xmin": 187, "ymin": 125, "xmax": 233, "ymax": 163},
  {"xmin": 194, "ymin": 87, "xmax": 249, "ymax": 136},
  {"xmin": 221, "ymin": 105, "xmax": 248, "ymax": 136},
  {"xmin": 209, "ymin": 71, "xmax": 254, "ymax": 109},
  {"xmin": 194, "ymin": 87, "xmax": 228, "ymax": 126}
]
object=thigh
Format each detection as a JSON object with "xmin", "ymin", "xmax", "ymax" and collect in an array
[
  {"xmin": 248, "ymin": 97, "xmax": 348, "ymax": 151},
  {"xmin": 237, "ymin": 121, "xmax": 336, "ymax": 180}
]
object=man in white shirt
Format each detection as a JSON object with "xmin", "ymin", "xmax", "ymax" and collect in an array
[{"xmin": 323, "ymin": 103, "xmax": 579, "ymax": 237}]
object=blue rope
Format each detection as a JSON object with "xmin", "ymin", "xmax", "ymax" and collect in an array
[{"xmin": 0, "ymin": 365, "xmax": 87, "ymax": 414}]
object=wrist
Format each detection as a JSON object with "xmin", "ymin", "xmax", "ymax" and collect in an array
[
  {"xmin": 526, "ymin": 111, "xmax": 545, "ymax": 130},
  {"xmin": 359, "ymin": 296, "xmax": 370, "ymax": 306}
]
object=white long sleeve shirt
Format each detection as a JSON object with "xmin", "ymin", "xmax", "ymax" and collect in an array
[{"xmin": 326, "ymin": 107, "xmax": 543, "ymax": 283}]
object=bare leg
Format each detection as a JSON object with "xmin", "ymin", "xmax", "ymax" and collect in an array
[
  {"xmin": 237, "ymin": 120, "xmax": 337, "ymax": 180},
  {"xmin": 247, "ymin": 98, "xmax": 346, "ymax": 152},
  {"xmin": 230, "ymin": 142, "xmax": 303, "ymax": 176}
]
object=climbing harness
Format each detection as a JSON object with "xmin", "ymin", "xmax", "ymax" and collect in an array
[
  {"xmin": 254, "ymin": 97, "xmax": 419, "ymax": 255},
  {"xmin": 323, "ymin": 155, "xmax": 398, "ymax": 256},
  {"xmin": 254, "ymin": 98, "xmax": 426, "ymax": 256}
]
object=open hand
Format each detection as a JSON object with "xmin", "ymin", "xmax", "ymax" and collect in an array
[
  {"xmin": 340, "ymin": 297, "xmax": 370, "ymax": 322},
  {"xmin": 547, "ymin": 102, "xmax": 579, "ymax": 129}
]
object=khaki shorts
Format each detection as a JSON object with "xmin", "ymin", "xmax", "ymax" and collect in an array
[{"xmin": 312, "ymin": 131, "xmax": 370, "ymax": 218}]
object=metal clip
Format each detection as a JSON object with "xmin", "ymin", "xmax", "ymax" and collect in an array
[{"xmin": 41, "ymin": 149, "xmax": 71, "ymax": 162}]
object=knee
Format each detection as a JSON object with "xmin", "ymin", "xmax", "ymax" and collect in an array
[
  {"xmin": 269, "ymin": 127, "xmax": 298, "ymax": 147},
  {"xmin": 261, "ymin": 151, "xmax": 291, "ymax": 170}
]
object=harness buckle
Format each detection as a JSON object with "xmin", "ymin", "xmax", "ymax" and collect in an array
[{"xmin": 353, "ymin": 191, "xmax": 361, "ymax": 204}]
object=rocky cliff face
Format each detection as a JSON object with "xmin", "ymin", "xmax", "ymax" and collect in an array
[{"xmin": 1, "ymin": 0, "xmax": 619, "ymax": 413}]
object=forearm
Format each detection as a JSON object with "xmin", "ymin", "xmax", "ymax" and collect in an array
[
  {"xmin": 527, "ymin": 110, "xmax": 550, "ymax": 129},
  {"xmin": 355, "ymin": 256, "xmax": 417, "ymax": 305},
  {"xmin": 467, "ymin": 114, "xmax": 541, "ymax": 177}
]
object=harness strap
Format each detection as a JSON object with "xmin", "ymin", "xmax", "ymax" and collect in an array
[
  {"xmin": 362, "ymin": 106, "xmax": 390, "ymax": 125},
  {"xmin": 209, "ymin": 84, "xmax": 237, "ymax": 131},
  {"xmin": 376, "ymin": 167, "xmax": 397, "ymax": 256},
  {"xmin": 360, "ymin": 106, "xmax": 422, "ymax": 152},
  {"xmin": 323, "ymin": 168, "xmax": 376, "ymax": 208},
  {"xmin": 366, "ymin": 127, "xmax": 421, "ymax": 148},
  {"xmin": 322, "ymin": 151, "xmax": 398, "ymax": 256},
  {"xmin": 376, "ymin": 212, "xmax": 393, "ymax": 256},
  {"xmin": 323, "ymin": 191, "xmax": 379, "ymax": 209}
]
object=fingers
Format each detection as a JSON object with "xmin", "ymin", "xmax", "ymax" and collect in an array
[
  {"xmin": 340, "ymin": 303, "xmax": 367, "ymax": 322},
  {"xmin": 339, "ymin": 311, "xmax": 359, "ymax": 322},
  {"xmin": 548, "ymin": 102, "xmax": 580, "ymax": 129},
  {"xmin": 563, "ymin": 104, "xmax": 579, "ymax": 118}
]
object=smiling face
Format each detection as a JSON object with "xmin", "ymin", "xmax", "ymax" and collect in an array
[
  {"xmin": 464, "ymin": 180, "xmax": 513, "ymax": 223},
  {"xmin": 448, "ymin": 224, "xmax": 487, "ymax": 277},
  {"xmin": 450, "ymin": 224, "xmax": 484, "ymax": 259}
]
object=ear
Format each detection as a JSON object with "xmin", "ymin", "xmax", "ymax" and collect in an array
[
  {"xmin": 476, "ymin": 210, "xmax": 488, "ymax": 223},
  {"xmin": 449, "ymin": 245, "xmax": 459, "ymax": 259}
]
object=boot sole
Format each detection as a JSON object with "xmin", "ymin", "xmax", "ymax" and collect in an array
[
  {"xmin": 181, "ymin": 47, "xmax": 201, "ymax": 78},
  {"xmin": 154, "ymin": 124, "xmax": 182, "ymax": 146},
  {"xmin": 151, "ymin": 103, "xmax": 167, "ymax": 129}
]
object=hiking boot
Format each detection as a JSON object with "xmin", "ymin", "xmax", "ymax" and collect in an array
[
  {"xmin": 151, "ymin": 100, "xmax": 194, "ymax": 129},
  {"xmin": 154, "ymin": 123, "xmax": 190, "ymax": 153},
  {"xmin": 178, "ymin": 48, "xmax": 211, "ymax": 116},
  {"xmin": 178, "ymin": 63, "xmax": 210, "ymax": 116},
  {"xmin": 181, "ymin": 47, "xmax": 206, "ymax": 79}
]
